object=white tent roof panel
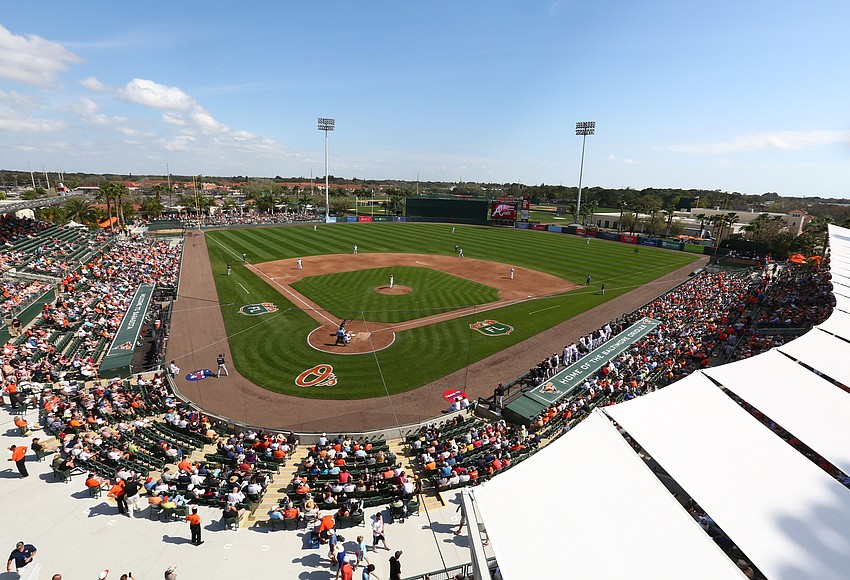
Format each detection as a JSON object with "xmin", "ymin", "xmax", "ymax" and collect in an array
[
  {"xmin": 607, "ymin": 373, "xmax": 850, "ymax": 580},
  {"xmin": 834, "ymin": 290, "xmax": 850, "ymax": 313},
  {"xmin": 472, "ymin": 411, "xmax": 742, "ymax": 580},
  {"xmin": 778, "ymin": 328, "xmax": 850, "ymax": 387},
  {"xmin": 816, "ymin": 309, "xmax": 850, "ymax": 341},
  {"xmin": 703, "ymin": 350, "xmax": 850, "ymax": 474}
]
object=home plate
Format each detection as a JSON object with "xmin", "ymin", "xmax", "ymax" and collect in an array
[{"xmin": 352, "ymin": 332, "xmax": 371, "ymax": 341}]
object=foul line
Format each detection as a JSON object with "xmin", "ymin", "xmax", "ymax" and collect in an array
[
  {"xmin": 246, "ymin": 264, "xmax": 336, "ymax": 325},
  {"xmin": 237, "ymin": 283, "xmax": 250, "ymax": 294},
  {"xmin": 206, "ymin": 232, "xmax": 243, "ymax": 261},
  {"xmin": 529, "ymin": 305, "xmax": 560, "ymax": 315}
]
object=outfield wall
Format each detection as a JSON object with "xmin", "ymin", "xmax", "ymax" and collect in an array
[{"xmin": 406, "ymin": 198, "xmax": 489, "ymax": 225}]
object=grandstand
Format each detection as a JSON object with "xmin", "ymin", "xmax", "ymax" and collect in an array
[{"xmin": 0, "ymin": 213, "xmax": 846, "ymax": 579}]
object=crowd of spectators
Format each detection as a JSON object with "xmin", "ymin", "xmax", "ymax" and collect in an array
[
  {"xmin": 410, "ymin": 414, "xmax": 538, "ymax": 490},
  {"xmin": 0, "ymin": 215, "xmax": 51, "ymax": 245},
  {"xmin": 282, "ymin": 433, "xmax": 420, "ymax": 531},
  {"xmin": 1, "ymin": 279, "xmax": 50, "ymax": 318},
  {"xmin": 181, "ymin": 209, "xmax": 318, "ymax": 228},
  {"xmin": 753, "ymin": 265, "xmax": 833, "ymax": 328},
  {"xmin": 1, "ymin": 234, "xmax": 182, "ymax": 392}
]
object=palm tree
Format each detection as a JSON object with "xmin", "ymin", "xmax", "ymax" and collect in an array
[
  {"xmin": 713, "ymin": 212, "xmax": 740, "ymax": 251},
  {"xmin": 37, "ymin": 204, "xmax": 68, "ymax": 225},
  {"xmin": 64, "ymin": 198, "xmax": 96, "ymax": 225},
  {"xmin": 140, "ymin": 197, "xmax": 165, "ymax": 218},
  {"xmin": 663, "ymin": 205, "xmax": 677, "ymax": 238},
  {"xmin": 150, "ymin": 183, "xmax": 168, "ymax": 203},
  {"xmin": 97, "ymin": 182, "xmax": 116, "ymax": 231}
]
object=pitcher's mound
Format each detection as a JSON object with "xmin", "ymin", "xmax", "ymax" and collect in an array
[{"xmin": 374, "ymin": 285, "xmax": 412, "ymax": 295}]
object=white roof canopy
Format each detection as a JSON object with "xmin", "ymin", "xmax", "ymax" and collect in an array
[
  {"xmin": 472, "ymin": 411, "xmax": 742, "ymax": 579},
  {"xmin": 607, "ymin": 373, "xmax": 850, "ymax": 580},
  {"xmin": 704, "ymin": 350, "xmax": 850, "ymax": 474},
  {"xmin": 778, "ymin": 328, "xmax": 850, "ymax": 387}
]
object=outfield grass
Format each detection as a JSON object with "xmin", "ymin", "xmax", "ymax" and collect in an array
[
  {"xmin": 205, "ymin": 223, "xmax": 698, "ymax": 399},
  {"xmin": 290, "ymin": 266, "xmax": 499, "ymax": 323}
]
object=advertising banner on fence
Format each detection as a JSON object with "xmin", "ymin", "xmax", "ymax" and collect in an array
[
  {"xmin": 345, "ymin": 216, "xmax": 357, "ymax": 222},
  {"xmin": 490, "ymin": 201, "xmax": 518, "ymax": 221},
  {"xmin": 503, "ymin": 318, "xmax": 661, "ymax": 424},
  {"xmin": 392, "ymin": 216, "xmax": 406, "ymax": 222},
  {"xmin": 600, "ymin": 231, "xmax": 620, "ymax": 241},
  {"xmin": 531, "ymin": 224, "xmax": 547, "ymax": 231},
  {"xmin": 620, "ymin": 234, "xmax": 638, "ymax": 244},
  {"xmin": 683, "ymin": 243, "xmax": 706, "ymax": 254},
  {"xmin": 325, "ymin": 216, "xmax": 337, "ymax": 223},
  {"xmin": 548, "ymin": 226, "xmax": 563, "ymax": 233},
  {"xmin": 373, "ymin": 216, "xmax": 389, "ymax": 222},
  {"xmin": 661, "ymin": 240, "xmax": 683, "ymax": 250},
  {"xmin": 639, "ymin": 237, "xmax": 659, "ymax": 247},
  {"xmin": 515, "ymin": 222, "xmax": 530, "ymax": 229},
  {"xmin": 357, "ymin": 216, "xmax": 373, "ymax": 222}
]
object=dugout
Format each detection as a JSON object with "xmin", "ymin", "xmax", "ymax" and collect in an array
[{"xmin": 405, "ymin": 197, "xmax": 489, "ymax": 225}]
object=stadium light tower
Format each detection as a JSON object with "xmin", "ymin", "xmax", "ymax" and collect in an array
[
  {"xmin": 575, "ymin": 121, "xmax": 595, "ymax": 225},
  {"xmin": 318, "ymin": 117, "xmax": 335, "ymax": 222}
]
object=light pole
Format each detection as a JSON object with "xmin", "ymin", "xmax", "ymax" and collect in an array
[
  {"xmin": 318, "ymin": 117, "xmax": 335, "ymax": 222},
  {"xmin": 575, "ymin": 121, "xmax": 595, "ymax": 225}
]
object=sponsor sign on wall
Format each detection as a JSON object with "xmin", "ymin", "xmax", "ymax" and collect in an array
[
  {"xmin": 358, "ymin": 216, "xmax": 373, "ymax": 222},
  {"xmin": 639, "ymin": 237, "xmax": 659, "ymax": 247},
  {"xmin": 683, "ymin": 243, "xmax": 706, "ymax": 254},
  {"xmin": 620, "ymin": 234, "xmax": 638, "ymax": 244},
  {"xmin": 490, "ymin": 201, "xmax": 518, "ymax": 221},
  {"xmin": 531, "ymin": 224, "xmax": 547, "ymax": 231}
]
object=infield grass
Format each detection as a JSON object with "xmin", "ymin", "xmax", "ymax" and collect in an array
[
  {"xmin": 290, "ymin": 266, "xmax": 500, "ymax": 323},
  {"xmin": 205, "ymin": 223, "xmax": 699, "ymax": 399}
]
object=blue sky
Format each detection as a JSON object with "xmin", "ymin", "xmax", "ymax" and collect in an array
[{"xmin": 1, "ymin": 1, "xmax": 849, "ymax": 196}]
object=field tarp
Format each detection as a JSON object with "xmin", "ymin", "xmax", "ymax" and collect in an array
[{"xmin": 502, "ymin": 317, "xmax": 660, "ymax": 424}]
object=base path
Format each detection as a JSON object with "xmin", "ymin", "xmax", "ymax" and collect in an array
[{"xmin": 168, "ymin": 230, "xmax": 707, "ymax": 433}]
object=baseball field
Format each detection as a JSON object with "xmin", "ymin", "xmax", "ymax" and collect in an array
[{"xmin": 201, "ymin": 222, "xmax": 698, "ymax": 400}]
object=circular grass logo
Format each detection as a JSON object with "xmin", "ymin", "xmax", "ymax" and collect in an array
[
  {"xmin": 239, "ymin": 302, "xmax": 279, "ymax": 316},
  {"xmin": 295, "ymin": 364, "xmax": 338, "ymax": 388},
  {"xmin": 469, "ymin": 319, "xmax": 514, "ymax": 336}
]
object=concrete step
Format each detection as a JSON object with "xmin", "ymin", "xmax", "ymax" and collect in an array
[{"xmin": 246, "ymin": 444, "xmax": 309, "ymax": 528}]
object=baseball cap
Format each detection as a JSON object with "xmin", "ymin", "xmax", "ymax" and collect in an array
[{"xmin": 98, "ymin": 570, "xmax": 109, "ymax": 579}]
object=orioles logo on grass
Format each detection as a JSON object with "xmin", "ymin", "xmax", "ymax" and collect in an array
[{"xmin": 296, "ymin": 364, "xmax": 337, "ymax": 388}]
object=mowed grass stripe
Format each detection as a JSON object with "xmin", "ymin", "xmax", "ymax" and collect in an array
[{"xmin": 204, "ymin": 223, "xmax": 699, "ymax": 399}]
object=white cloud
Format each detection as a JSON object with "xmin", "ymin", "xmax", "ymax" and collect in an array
[
  {"xmin": 0, "ymin": 118, "xmax": 67, "ymax": 132},
  {"xmin": 120, "ymin": 78, "xmax": 194, "ymax": 110},
  {"xmin": 116, "ymin": 126, "xmax": 155, "ymax": 138},
  {"xmin": 163, "ymin": 135, "xmax": 196, "ymax": 152},
  {"xmin": 0, "ymin": 24, "xmax": 82, "ymax": 88},
  {"xmin": 79, "ymin": 76, "xmax": 108, "ymax": 92},
  {"xmin": 662, "ymin": 130, "xmax": 850, "ymax": 154},
  {"xmin": 162, "ymin": 112, "xmax": 186, "ymax": 126},
  {"xmin": 71, "ymin": 97, "xmax": 127, "ymax": 126}
]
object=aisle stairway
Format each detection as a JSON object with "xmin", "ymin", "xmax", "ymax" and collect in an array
[
  {"xmin": 388, "ymin": 439, "xmax": 443, "ymax": 513},
  {"xmin": 246, "ymin": 444, "xmax": 310, "ymax": 529}
]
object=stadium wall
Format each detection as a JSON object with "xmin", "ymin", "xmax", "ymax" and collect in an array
[{"xmin": 406, "ymin": 198, "xmax": 489, "ymax": 225}]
